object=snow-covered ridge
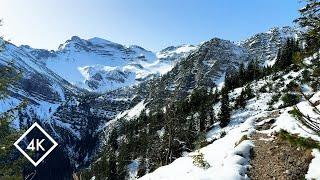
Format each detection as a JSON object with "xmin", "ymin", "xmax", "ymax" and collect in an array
[
  {"xmin": 17, "ymin": 26, "xmax": 298, "ymax": 93},
  {"xmin": 240, "ymin": 26, "xmax": 300, "ymax": 66},
  {"xmin": 23, "ymin": 36, "xmax": 197, "ymax": 92}
]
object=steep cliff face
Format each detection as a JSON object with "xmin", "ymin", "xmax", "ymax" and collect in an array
[
  {"xmin": 240, "ymin": 26, "xmax": 300, "ymax": 66},
  {"xmin": 141, "ymin": 27, "xmax": 299, "ymax": 106}
]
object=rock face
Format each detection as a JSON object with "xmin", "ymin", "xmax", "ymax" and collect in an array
[
  {"xmin": 0, "ymin": 26, "xmax": 300, "ymax": 178},
  {"xmin": 142, "ymin": 27, "xmax": 300, "ymax": 106},
  {"xmin": 240, "ymin": 26, "xmax": 300, "ymax": 66}
]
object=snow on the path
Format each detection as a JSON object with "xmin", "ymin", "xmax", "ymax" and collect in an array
[
  {"xmin": 138, "ymin": 68, "xmax": 320, "ymax": 180},
  {"xmin": 270, "ymin": 93, "xmax": 320, "ymax": 142},
  {"xmin": 139, "ymin": 112, "xmax": 257, "ymax": 180},
  {"xmin": 306, "ymin": 149, "xmax": 320, "ymax": 180}
]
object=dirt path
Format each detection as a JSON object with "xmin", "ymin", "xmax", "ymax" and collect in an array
[{"xmin": 248, "ymin": 132, "xmax": 312, "ymax": 180}]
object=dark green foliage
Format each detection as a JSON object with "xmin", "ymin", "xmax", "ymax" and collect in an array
[
  {"xmin": 238, "ymin": 62, "xmax": 246, "ymax": 86},
  {"xmin": 311, "ymin": 81, "xmax": 320, "ymax": 91},
  {"xmin": 259, "ymin": 84, "xmax": 268, "ymax": 93},
  {"xmin": 274, "ymin": 38, "xmax": 301, "ymax": 70},
  {"xmin": 267, "ymin": 93, "xmax": 281, "ymax": 106},
  {"xmin": 279, "ymin": 129, "xmax": 320, "ymax": 149},
  {"xmin": 0, "ymin": 26, "xmax": 27, "ymax": 178},
  {"xmin": 289, "ymin": 107, "xmax": 304, "ymax": 119},
  {"xmin": 281, "ymin": 93, "xmax": 301, "ymax": 108},
  {"xmin": 235, "ymin": 85, "xmax": 254, "ymax": 109},
  {"xmin": 235, "ymin": 90, "xmax": 246, "ymax": 109},
  {"xmin": 220, "ymin": 131, "xmax": 226, "ymax": 138},
  {"xmin": 79, "ymin": 128, "xmax": 129, "ymax": 180},
  {"xmin": 286, "ymin": 80, "xmax": 299, "ymax": 90},
  {"xmin": 219, "ymin": 87, "xmax": 230, "ymax": 128},
  {"xmin": 312, "ymin": 63, "xmax": 320, "ymax": 77},
  {"xmin": 246, "ymin": 59, "xmax": 261, "ymax": 81},
  {"xmin": 294, "ymin": 0, "xmax": 320, "ymax": 54},
  {"xmin": 80, "ymin": 88, "xmax": 218, "ymax": 178},
  {"xmin": 194, "ymin": 132, "xmax": 209, "ymax": 149},
  {"xmin": 302, "ymin": 70, "xmax": 312, "ymax": 83},
  {"xmin": 224, "ymin": 59, "xmax": 270, "ymax": 91}
]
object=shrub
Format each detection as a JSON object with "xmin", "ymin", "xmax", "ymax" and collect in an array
[
  {"xmin": 192, "ymin": 151, "xmax": 210, "ymax": 169},
  {"xmin": 259, "ymin": 85, "xmax": 267, "ymax": 93},
  {"xmin": 286, "ymin": 81, "xmax": 299, "ymax": 90},
  {"xmin": 310, "ymin": 81, "xmax": 319, "ymax": 91},
  {"xmin": 279, "ymin": 130, "xmax": 320, "ymax": 149},
  {"xmin": 288, "ymin": 107, "xmax": 303, "ymax": 118},
  {"xmin": 194, "ymin": 132, "xmax": 209, "ymax": 149},
  {"xmin": 312, "ymin": 67, "xmax": 320, "ymax": 77},
  {"xmin": 235, "ymin": 135, "xmax": 248, "ymax": 147},
  {"xmin": 220, "ymin": 131, "xmax": 227, "ymax": 138},
  {"xmin": 267, "ymin": 93, "xmax": 281, "ymax": 106},
  {"xmin": 281, "ymin": 93, "xmax": 301, "ymax": 107},
  {"xmin": 302, "ymin": 70, "xmax": 311, "ymax": 83}
]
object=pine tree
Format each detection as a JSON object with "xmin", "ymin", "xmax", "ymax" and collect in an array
[
  {"xmin": 294, "ymin": 0, "xmax": 320, "ymax": 54},
  {"xmin": 274, "ymin": 38, "xmax": 301, "ymax": 70},
  {"xmin": 219, "ymin": 87, "xmax": 230, "ymax": 128},
  {"xmin": 244, "ymin": 85, "xmax": 255, "ymax": 100},
  {"xmin": 163, "ymin": 103, "xmax": 178, "ymax": 165},
  {"xmin": 117, "ymin": 142, "xmax": 130, "ymax": 179},
  {"xmin": 224, "ymin": 69, "xmax": 237, "ymax": 90},
  {"xmin": 0, "ymin": 22, "xmax": 26, "ymax": 178},
  {"xmin": 238, "ymin": 62, "xmax": 245, "ymax": 86},
  {"xmin": 235, "ymin": 89, "xmax": 246, "ymax": 109}
]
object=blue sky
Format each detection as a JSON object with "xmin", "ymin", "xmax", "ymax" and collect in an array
[{"xmin": 0, "ymin": 0, "xmax": 302, "ymax": 51}]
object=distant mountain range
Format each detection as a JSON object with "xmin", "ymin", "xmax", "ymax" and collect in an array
[{"xmin": 21, "ymin": 36, "xmax": 197, "ymax": 92}]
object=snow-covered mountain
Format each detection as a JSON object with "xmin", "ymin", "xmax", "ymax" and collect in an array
[
  {"xmin": 78, "ymin": 26, "xmax": 305, "ymax": 179},
  {"xmin": 240, "ymin": 26, "xmax": 300, "ymax": 66},
  {"xmin": 0, "ymin": 36, "xmax": 197, "ymax": 178},
  {"xmin": 139, "ymin": 56, "xmax": 320, "ymax": 180},
  {"xmin": 0, "ymin": 26, "xmax": 305, "ymax": 179},
  {"xmin": 149, "ymin": 27, "xmax": 300, "ymax": 101},
  {"xmin": 22, "ymin": 37, "xmax": 197, "ymax": 92}
]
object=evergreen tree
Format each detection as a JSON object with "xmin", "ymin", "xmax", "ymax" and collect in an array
[
  {"xmin": 274, "ymin": 38, "xmax": 301, "ymax": 70},
  {"xmin": 218, "ymin": 87, "xmax": 230, "ymax": 128},
  {"xmin": 224, "ymin": 69, "xmax": 237, "ymax": 90},
  {"xmin": 235, "ymin": 89, "xmax": 246, "ymax": 109},
  {"xmin": 0, "ymin": 22, "xmax": 27, "ymax": 178},
  {"xmin": 238, "ymin": 62, "xmax": 245, "ymax": 86},
  {"xmin": 294, "ymin": 0, "xmax": 320, "ymax": 54}
]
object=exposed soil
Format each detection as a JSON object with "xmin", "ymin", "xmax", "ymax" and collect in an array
[{"xmin": 248, "ymin": 133, "xmax": 312, "ymax": 180}]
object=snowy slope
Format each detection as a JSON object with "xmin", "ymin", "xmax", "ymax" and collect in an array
[
  {"xmin": 23, "ymin": 37, "xmax": 197, "ymax": 92},
  {"xmin": 136, "ymin": 51, "xmax": 320, "ymax": 180},
  {"xmin": 138, "ymin": 70, "xmax": 320, "ymax": 180}
]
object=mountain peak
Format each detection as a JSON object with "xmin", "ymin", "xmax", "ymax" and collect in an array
[{"xmin": 88, "ymin": 37, "xmax": 117, "ymax": 46}]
